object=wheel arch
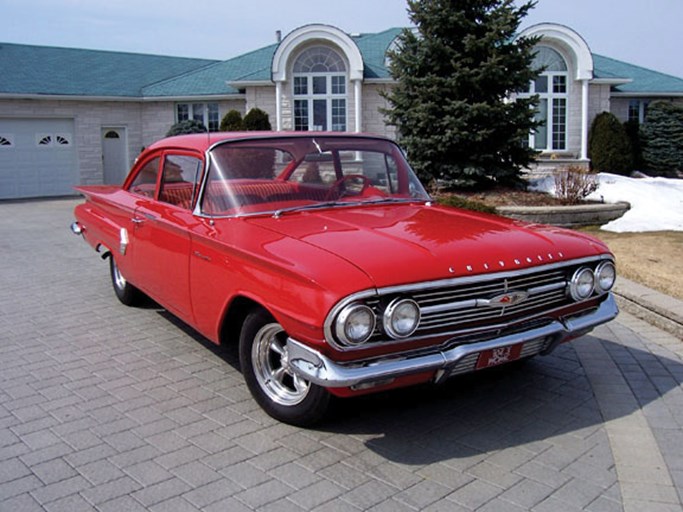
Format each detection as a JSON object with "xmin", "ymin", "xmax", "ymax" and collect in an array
[{"xmin": 218, "ymin": 296, "xmax": 273, "ymax": 347}]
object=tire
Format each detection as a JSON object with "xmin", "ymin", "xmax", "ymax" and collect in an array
[
  {"xmin": 109, "ymin": 256, "xmax": 141, "ymax": 306},
  {"xmin": 239, "ymin": 309, "xmax": 330, "ymax": 426}
]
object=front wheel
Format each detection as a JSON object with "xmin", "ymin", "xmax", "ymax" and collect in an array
[
  {"xmin": 109, "ymin": 256, "xmax": 141, "ymax": 306},
  {"xmin": 239, "ymin": 309, "xmax": 330, "ymax": 426}
]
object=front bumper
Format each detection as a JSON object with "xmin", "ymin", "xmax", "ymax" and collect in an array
[{"xmin": 288, "ymin": 294, "xmax": 619, "ymax": 388}]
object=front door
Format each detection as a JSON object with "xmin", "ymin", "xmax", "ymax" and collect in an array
[{"xmin": 102, "ymin": 127, "xmax": 128, "ymax": 184}]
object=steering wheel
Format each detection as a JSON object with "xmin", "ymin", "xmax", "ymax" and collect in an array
[{"xmin": 325, "ymin": 174, "xmax": 373, "ymax": 200}]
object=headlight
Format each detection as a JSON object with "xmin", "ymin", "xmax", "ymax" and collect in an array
[
  {"xmin": 335, "ymin": 303, "xmax": 376, "ymax": 346},
  {"xmin": 569, "ymin": 267, "xmax": 595, "ymax": 301},
  {"xmin": 383, "ymin": 298, "xmax": 421, "ymax": 339},
  {"xmin": 595, "ymin": 261, "xmax": 616, "ymax": 293}
]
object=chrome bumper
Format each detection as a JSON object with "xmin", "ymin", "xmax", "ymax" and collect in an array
[{"xmin": 288, "ymin": 294, "xmax": 619, "ymax": 388}]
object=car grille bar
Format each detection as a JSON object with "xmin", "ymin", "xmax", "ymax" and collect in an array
[{"xmin": 414, "ymin": 270, "xmax": 569, "ymax": 335}]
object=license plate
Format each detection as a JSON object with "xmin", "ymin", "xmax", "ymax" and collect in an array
[{"xmin": 476, "ymin": 343, "xmax": 524, "ymax": 370}]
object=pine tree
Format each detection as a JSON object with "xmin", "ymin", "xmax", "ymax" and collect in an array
[
  {"xmin": 588, "ymin": 112, "xmax": 633, "ymax": 175},
  {"xmin": 640, "ymin": 101, "xmax": 683, "ymax": 177},
  {"xmin": 383, "ymin": 0, "xmax": 540, "ymax": 188},
  {"xmin": 220, "ymin": 110, "xmax": 243, "ymax": 131},
  {"xmin": 243, "ymin": 108, "xmax": 272, "ymax": 131}
]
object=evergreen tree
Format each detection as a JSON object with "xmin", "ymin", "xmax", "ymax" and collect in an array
[
  {"xmin": 588, "ymin": 112, "xmax": 633, "ymax": 175},
  {"xmin": 640, "ymin": 101, "xmax": 683, "ymax": 177},
  {"xmin": 220, "ymin": 110, "xmax": 244, "ymax": 131},
  {"xmin": 166, "ymin": 119, "xmax": 207, "ymax": 137},
  {"xmin": 383, "ymin": 0, "xmax": 540, "ymax": 188},
  {"xmin": 243, "ymin": 108, "xmax": 272, "ymax": 131}
]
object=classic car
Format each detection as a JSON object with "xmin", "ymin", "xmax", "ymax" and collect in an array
[{"xmin": 71, "ymin": 132, "xmax": 618, "ymax": 425}]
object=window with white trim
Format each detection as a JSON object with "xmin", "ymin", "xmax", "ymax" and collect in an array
[
  {"xmin": 524, "ymin": 47, "xmax": 569, "ymax": 151},
  {"xmin": 628, "ymin": 99, "xmax": 649, "ymax": 123},
  {"xmin": 293, "ymin": 46, "xmax": 348, "ymax": 131},
  {"xmin": 176, "ymin": 102, "xmax": 219, "ymax": 131}
]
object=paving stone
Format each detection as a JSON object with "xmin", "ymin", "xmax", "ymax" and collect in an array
[{"xmin": 4, "ymin": 199, "xmax": 683, "ymax": 512}]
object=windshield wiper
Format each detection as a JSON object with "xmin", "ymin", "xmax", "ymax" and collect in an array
[{"xmin": 272, "ymin": 201, "xmax": 342, "ymax": 218}]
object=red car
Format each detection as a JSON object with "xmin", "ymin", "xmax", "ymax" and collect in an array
[{"xmin": 71, "ymin": 132, "xmax": 618, "ymax": 425}]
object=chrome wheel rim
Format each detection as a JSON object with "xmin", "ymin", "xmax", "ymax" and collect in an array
[
  {"xmin": 252, "ymin": 323, "xmax": 310, "ymax": 406},
  {"xmin": 112, "ymin": 261, "xmax": 127, "ymax": 291}
]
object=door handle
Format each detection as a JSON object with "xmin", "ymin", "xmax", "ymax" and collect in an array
[{"xmin": 131, "ymin": 218, "xmax": 144, "ymax": 224}]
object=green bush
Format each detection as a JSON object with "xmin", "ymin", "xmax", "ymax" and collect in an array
[
  {"xmin": 243, "ymin": 108, "xmax": 272, "ymax": 131},
  {"xmin": 640, "ymin": 101, "xmax": 683, "ymax": 177},
  {"xmin": 220, "ymin": 110, "xmax": 243, "ymax": 131},
  {"xmin": 166, "ymin": 119, "xmax": 207, "ymax": 137},
  {"xmin": 623, "ymin": 119, "xmax": 644, "ymax": 171},
  {"xmin": 588, "ymin": 112, "xmax": 633, "ymax": 175},
  {"xmin": 435, "ymin": 195, "xmax": 497, "ymax": 214}
]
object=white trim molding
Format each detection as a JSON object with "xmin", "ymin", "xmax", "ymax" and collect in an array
[
  {"xmin": 272, "ymin": 24, "xmax": 364, "ymax": 83},
  {"xmin": 519, "ymin": 23, "xmax": 594, "ymax": 81}
]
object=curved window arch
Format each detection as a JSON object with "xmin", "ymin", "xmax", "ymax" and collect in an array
[
  {"xmin": 292, "ymin": 46, "xmax": 348, "ymax": 131},
  {"xmin": 294, "ymin": 46, "xmax": 346, "ymax": 73},
  {"xmin": 526, "ymin": 46, "xmax": 569, "ymax": 151}
]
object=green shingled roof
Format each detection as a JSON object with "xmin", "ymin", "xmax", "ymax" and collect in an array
[
  {"xmin": 593, "ymin": 54, "xmax": 683, "ymax": 94},
  {"xmin": 3, "ymin": 32, "xmax": 683, "ymax": 99},
  {"xmin": 0, "ymin": 42, "xmax": 217, "ymax": 97}
]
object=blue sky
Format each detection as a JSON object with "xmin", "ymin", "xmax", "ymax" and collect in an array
[{"xmin": 2, "ymin": 0, "xmax": 682, "ymax": 78}]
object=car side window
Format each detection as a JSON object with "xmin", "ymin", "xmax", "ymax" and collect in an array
[
  {"xmin": 129, "ymin": 157, "xmax": 160, "ymax": 198},
  {"xmin": 158, "ymin": 155, "xmax": 203, "ymax": 210}
]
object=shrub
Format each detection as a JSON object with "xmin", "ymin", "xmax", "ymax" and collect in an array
[
  {"xmin": 553, "ymin": 166, "xmax": 598, "ymax": 205},
  {"xmin": 242, "ymin": 108, "xmax": 272, "ymax": 131},
  {"xmin": 220, "ymin": 110, "xmax": 243, "ymax": 131},
  {"xmin": 623, "ymin": 119, "xmax": 644, "ymax": 171},
  {"xmin": 588, "ymin": 112, "xmax": 633, "ymax": 175},
  {"xmin": 166, "ymin": 119, "xmax": 207, "ymax": 137},
  {"xmin": 640, "ymin": 101, "xmax": 683, "ymax": 177},
  {"xmin": 435, "ymin": 195, "xmax": 497, "ymax": 214}
]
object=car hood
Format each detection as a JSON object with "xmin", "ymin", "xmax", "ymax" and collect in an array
[{"xmin": 245, "ymin": 203, "xmax": 611, "ymax": 288}]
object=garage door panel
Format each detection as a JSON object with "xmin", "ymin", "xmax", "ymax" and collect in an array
[{"xmin": 0, "ymin": 119, "xmax": 78, "ymax": 199}]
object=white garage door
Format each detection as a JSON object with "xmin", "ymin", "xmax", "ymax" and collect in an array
[{"xmin": 0, "ymin": 118, "xmax": 78, "ymax": 199}]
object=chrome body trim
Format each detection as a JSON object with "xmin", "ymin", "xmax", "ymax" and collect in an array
[
  {"xmin": 323, "ymin": 255, "xmax": 615, "ymax": 351},
  {"xmin": 289, "ymin": 294, "xmax": 618, "ymax": 388}
]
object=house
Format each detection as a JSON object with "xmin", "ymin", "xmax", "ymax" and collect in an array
[{"xmin": 1, "ymin": 23, "xmax": 682, "ymax": 200}]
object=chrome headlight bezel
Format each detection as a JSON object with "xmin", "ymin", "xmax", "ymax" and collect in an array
[
  {"xmin": 335, "ymin": 303, "xmax": 376, "ymax": 346},
  {"xmin": 569, "ymin": 267, "xmax": 595, "ymax": 301},
  {"xmin": 383, "ymin": 298, "xmax": 421, "ymax": 339},
  {"xmin": 595, "ymin": 261, "xmax": 616, "ymax": 294}
]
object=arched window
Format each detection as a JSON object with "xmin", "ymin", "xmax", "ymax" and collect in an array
[
  {"xmin": 292, "ymin": 46, "xmax": 347, "ymax": 131},
  {"xmin": 527, "ymin": 47, "xmax": 569, "ymax": 151}
]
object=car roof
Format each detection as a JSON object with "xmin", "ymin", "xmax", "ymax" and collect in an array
[{"xmin": 146, "ymin": 131, "xmax": 391, "ymax": 153}]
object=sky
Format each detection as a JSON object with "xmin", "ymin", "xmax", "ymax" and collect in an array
[{"xmin": 2, "ymin": 0, "xmax": 682, "ymax": 79}]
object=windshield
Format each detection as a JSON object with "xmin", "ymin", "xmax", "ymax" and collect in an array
[{"xmin": 200, "ymin": 136, "xmax": 430, "ymax": 216}]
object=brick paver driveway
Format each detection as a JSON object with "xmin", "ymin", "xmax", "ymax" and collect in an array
[{"xmin": 1, "ymin": 199, "xmax": 682, "ymax": 511}]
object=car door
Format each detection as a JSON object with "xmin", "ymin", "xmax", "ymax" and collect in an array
[{"xmin": 130, "ymin": 152, "xmax": 203, "ymax": 321}]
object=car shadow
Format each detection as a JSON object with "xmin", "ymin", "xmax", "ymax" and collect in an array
[
  {"xmin": 312, "ymin": 334, "xmax": 682, "ymax": 465},
  {"xmin": 151, "ymin": 309, "xmax": 681, "ymax": 466}
]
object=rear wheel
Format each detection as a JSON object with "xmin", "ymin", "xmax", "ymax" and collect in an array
[
  {"xmin": 239, "ymin": 309, "xmax": 330, "ymax": 426},
  {"xmin": 109, "ymin": 256, "xmax": 141, "ymax": 306}
]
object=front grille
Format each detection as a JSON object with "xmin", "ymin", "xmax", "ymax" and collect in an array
[
  {"xmin": 363, "ymin": 260, "xmax": 606, "ymax": 345},
  {"xmin": 413, "ymin": 268, "xmax": 568, "ymax": 336}
]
